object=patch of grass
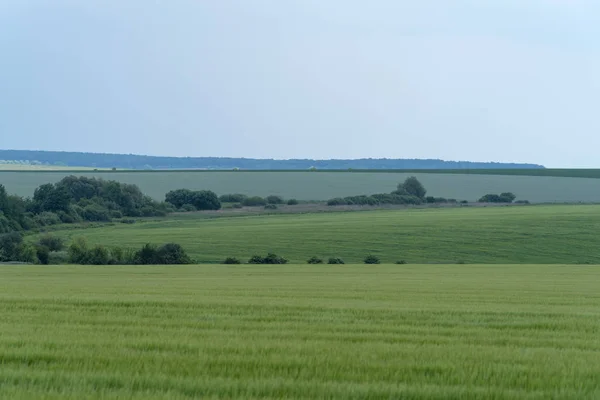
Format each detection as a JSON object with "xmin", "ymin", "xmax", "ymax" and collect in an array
[
  {"xmin": 29, "ymin": 205, "xmax": 600, "ymax": 264},
  {"xmin": 0, "ymin": 264, "xmax": 598, "ymax": 399}
]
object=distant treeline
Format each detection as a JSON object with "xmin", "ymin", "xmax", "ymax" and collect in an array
[{"xmin": 0, "ymin": 150, "xmax": 544, "ymax": 170}]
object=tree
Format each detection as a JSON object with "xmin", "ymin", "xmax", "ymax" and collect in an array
[
  {"xmin": 397, "ymin": 177, "xmax": 427, "ymax": 199},
  {"xmin": 500, "ymin": 192, "xmax": 516, "ymax": 203},
  {"xmin": 191, "ymin": 190, "xmax": 221, "ymax": 211},
  {"xmin": 165, "ymin": 189, "xmax": 195, "ymax": 209}
]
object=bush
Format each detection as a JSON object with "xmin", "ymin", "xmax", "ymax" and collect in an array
[
  {"xmin": 248, "ymin": 253, "xmax": 288, "ymax": 264},
  {"xmin": 191, "ymin": 190, "xmax": 221, "ymax": 211},
  {"xmin": 264, "ymin": 204, "xmax": 278, "ymax": 210},
  {"xmin": 68, "ymin": 237, "xmax": 90, "ymax": 264},
  {"xmin": 307, "ymin": 256, "xmax": 323, "ymax": 264},
  {"xmin": 110, "ymin": 210, "xmax": 123, "ymax": 219},
  {"xmin": 166, "ymin": 189, "xmax": 221, "ymax": 210},
  {"xmin": 242, "ymin": 196, "xmax": 267, "ymax": 207},
  {"xmin": 34, "ymin": 211, "xmax": 62, "ymax": 226},
  {"xmin": 219, "ymin": 194, "xmax": 248, "ymax": 203},
  {"xmin": 364, "ymin": 255, "xmax": 381, "ymax": 264},
  {"xmin": 479, "ymin": 193, "xmax": 517, "ymax": 203},
  {"xmin": 38, "ymin": 235, "xmax": 65, "ymax": 252},
  {"xmin": 156, "ymin": 243, "xmax": 192, "ymax": 264},
  {"xmin": 396, "ymin": 260, "xmax": 407, "ymax": 265},
  {"xmin": 88, "ymin": 245, "xmax": 111, "ymax": 265},
  {"xmin": 327, "ymin": 257, "xmax": 345, "ymax": 265},
  {"xmin": 223, "ymin": 257, "xmax": 241, "ymax": 264},
  {"xmin": 287, "ymin": 199, "xmax": 299, "ymax": 206},
  {"xmin": 48, "ymin": 251, "xmax": 69, "ymax": 265},
  {"xmin": 248, "ymin": 255, "xmax": 265, "ymax": 264},
  {"xmin": 120, "ymin": 218, "xmax": 136, "ymax": 224},
  {"xmin": 266, "ymin": 195, "xmax": 284, "ymax": 205},
  {"xmin": 327, "ymin": 198, "xmax": 347, "ymax": 206},
  {"xmin": 179, "ymin": 204, "xmax": 197, "ymax": 212},
  {"xmin": 36, "ymin": 246, "xmax": 50, "ymax": 265},
  {"xmin": 82, "ymin": 205, "xmax": 111, "ymax": 222},
  {"xmin": 515, "ymin": 200, "xmax": 530, "ymax": 204}
]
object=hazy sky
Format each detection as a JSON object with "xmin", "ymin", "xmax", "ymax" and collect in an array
[{"xmin": 1, "ymin": 1, "xmax": 599, "ymax": 167}]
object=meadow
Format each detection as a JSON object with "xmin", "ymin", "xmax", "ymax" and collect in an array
[
  {"xmin": 3, "ymin": 170, "xmax": 600, "ymax": 202},
  {"xmin": 34, "ymin": 205, "xmax": 600, "ymax": 264},
  {"xmin": 0, "ymin": 264, "xmax": 598, "ymax": 399}
]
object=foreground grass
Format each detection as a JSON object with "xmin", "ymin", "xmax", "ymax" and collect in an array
[
  {"xmin": 0, "ymin": 265, "xmax": 599, "ymax": 399},
  {"xmin": 35, "ymin": 205, "xmax": 600, "ymax": 264}
]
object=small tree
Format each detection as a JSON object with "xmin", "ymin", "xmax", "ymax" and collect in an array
[
  {"xmin": 328, "ymin": 257, "xmax": 345, "ymax": 265},
  {"xmin": 397, "ymin": 177, "xmax": 426, "ymax": 199},
  {"xmin": 287, "ymin": 199, "xmax": 299, "ymax": 206},
  {"xmin": 223, "ymin": 257, "xmax": 241, "ymax": 264},
  {"xmin": 307, "ymin": 256, "xmax": 323, "ymax": 264}
]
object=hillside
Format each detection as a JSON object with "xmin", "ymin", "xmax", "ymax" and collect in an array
[
  {"xmin": 0, "ymin": 150, "xmax": 544, "ymax": 170},
  {"xmin": 33, "ymin": 205, "xmax": 600, "ymax": 264}
]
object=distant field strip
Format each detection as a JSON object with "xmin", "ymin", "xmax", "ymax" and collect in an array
[
  {"xmin": 0, "ymin": 265, "xmax": 598, "ymax": 399},
  {"xmin": 36, "ymin": 205, "xmax": 600, "ymax": 264},
  {"xmin": 4, "ymin": 171, "xmax": 600, "ymax": 202}
]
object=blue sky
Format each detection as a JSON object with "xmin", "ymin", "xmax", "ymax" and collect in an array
[{"xmin": 1, "ymin": 0, "xmax": 599, "ymax": 167}]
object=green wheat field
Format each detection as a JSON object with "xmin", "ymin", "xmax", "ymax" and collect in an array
[
  {"xmin": 0, "ymin": 264, "xmax": 598, "ymax": 399},
  {"xmin": 35, "ymin": 205, "xmax": 600, "ymax": 264}
]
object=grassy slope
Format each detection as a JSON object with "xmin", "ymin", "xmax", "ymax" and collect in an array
[
  {"xmin": 35, "ymin": 205, "xmax": 600, "ymax": 264},
  {"xmin": 0, "ymin": 265, "xmax": 598, "ymax": 399},
  {"xmin": 4, "ymin": 171, "xmax": 600, "ymax": 202}
]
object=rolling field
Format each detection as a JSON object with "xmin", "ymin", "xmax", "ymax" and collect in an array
[
  {"xmin": 35, "ymin": 205, "xmax": 600, "ymax": 264},
  {"xmin": 3, "ymin": 170, "xmax": 600, "ymax": 202},
  {"xmin": 0, "ymin": 265, "xmax": 598, "ymax": 399}
]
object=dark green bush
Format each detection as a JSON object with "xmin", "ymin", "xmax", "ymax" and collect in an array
[
  {"xmin": 223, "ymin": 257, "xmax": 242, "ymax": 264},
  {"xmin": 327, "ymin": 257, "xmax": 345, "ymax": 265},
  {"xmin": 38, "ymin": 235, "xmax": 65, "ymax": 252},
  {"xmin": 327, "ymin": 198, "xmax": 347, "ymax": 206},
  {"xmin": 307, "ymin": 256, "xmax": 323, "ymax": 264},
  {"xmin": 156, "ymin": 243, "xmax": 192, "ymax": 265},
  {"xmin": 364, "ymin": 255, "xmax": 381, "ymax": 264},
  {"xmin": 34, "ymin": 211, "xmax": 62, "ymax": 226},
  {"xmin": 248, "ymin": 253, "xmax": 288, "ymax": 264},
  {"xmin": 396, "ymin": 260, "xmax": 407, "ymax": 265},
  {"xmin": 219, "ymin": 194, "xmax": 248, "ymax": 203},
  {"xmin": 266, "ymin": 195, "xmax": 284, "ymax": 205},
  {"xmin": 120, "ymin": 218, "xmax": 136, "ymax": 224},
  {"xmin": 35, "ymin": 246, "xmax": 50, "ymax": 265},
  {"xmin": 248, "ymin": 255, "xmax": 265, "ymax": 264},
  {"xmin": 242, "ymin": 196, "xmax": 267, "ymax": 207},
  {"xmin": 264, "ymin": 204, "xmax": 278, "ymax": 210},
  {"xmin": 287, "ymin": 199, "xmax": 299, "ymax": 205},
  {"xmin": 82, "ymin": 205, "xmax": 111, "ymax": 222}
]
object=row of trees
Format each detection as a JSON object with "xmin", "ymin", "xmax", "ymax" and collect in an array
[
  {"xmin": 327, "ymin": 177, "xmax": 429, "ymax": 206},
  {"xmin": 327, "ymin": 177, "xmax": 525, "ymax": 207}
]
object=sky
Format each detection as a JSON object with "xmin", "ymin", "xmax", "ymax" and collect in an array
[{"xmin": 1, "ymin": 0, "xmax": 599, "ymax": 167}]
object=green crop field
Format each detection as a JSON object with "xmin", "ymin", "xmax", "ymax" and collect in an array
[
  {"xmin": 34, "ymin": 205, "xmax": 600, "ymax": 264},
  {"xmin": 0, "ymin": 164, "xmax": 105, "ymax": 171},
  {"xmin": 3, "ymin": 170, "xmax": 600, "ymax": 203},
  {"xmin": 0, "ymin": 264, "xmax": 598, "ymax": 399}
]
